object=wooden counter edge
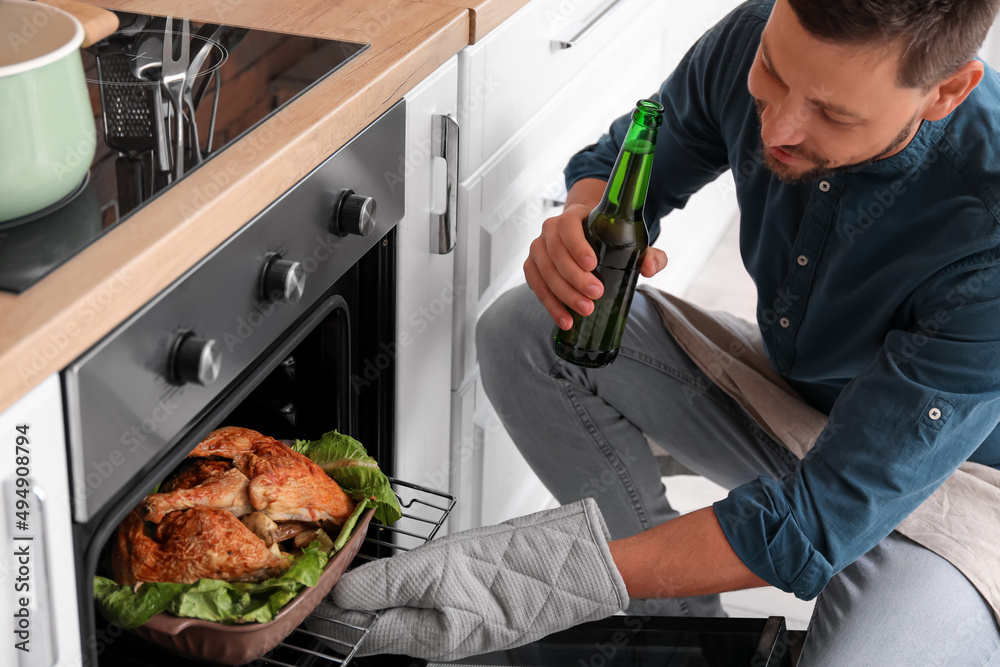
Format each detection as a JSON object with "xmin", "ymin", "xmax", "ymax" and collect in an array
[{"xmin": 412, "ymin": 0, "xmax": 533, "ymax": 43}]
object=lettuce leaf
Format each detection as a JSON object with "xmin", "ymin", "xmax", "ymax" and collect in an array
[
  {"xmin": 93, "ymin": 577, "xmax": 186, "ymax": 629},
  {"xmin": 294, "ymin": 431, "xmax": 402, "ymax": 525},
  {"xmin": 94, "ymin": 541, "xmax": 330, "ymax": 628},
  {"xmin": 332, "ymin": 498, "xmax": 373, "ymax": 551}
]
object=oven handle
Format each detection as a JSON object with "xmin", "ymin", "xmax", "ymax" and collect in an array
[
  {"xmin": 5, "ymin": 480, "xmax": 58, "ymax": 667},
  {"xmin": 431, "ymin": 113, "xmax": 459, "ymax": 255}
]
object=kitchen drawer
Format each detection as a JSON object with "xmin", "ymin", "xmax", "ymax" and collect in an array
[{"xmin": 458, "ymin": 0, "xmax": 666, "ymax": 173}]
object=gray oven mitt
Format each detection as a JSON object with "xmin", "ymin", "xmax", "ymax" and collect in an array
[{"xmin": 309, "ymin": 497, "xmax": 630, "ymax": 661}]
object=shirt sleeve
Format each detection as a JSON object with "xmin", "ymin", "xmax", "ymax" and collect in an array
[
  {"xmin": 714, "ymin": 252, "xmax": 1000, "ymax": 599},
  {"xmin": 563, "ymin": 1, "xmax": 765, "ymax": 241}
]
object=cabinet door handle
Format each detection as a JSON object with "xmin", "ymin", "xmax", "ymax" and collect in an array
[
  {"xmin": 552, "ymin": 0, "xmax": 627, "ymax": 49},
  {"xmin": 431, "ymin": 114, "xmax": 460, "ymax": 254}
]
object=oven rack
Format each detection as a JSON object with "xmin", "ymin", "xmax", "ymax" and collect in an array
[{"xmin": 254, "ymin": 477, "xmax": 456, "ymax": 667}]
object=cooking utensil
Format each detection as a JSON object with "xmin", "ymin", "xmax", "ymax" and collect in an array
[
  {"xmin": 181, "ymin": 23, "xmax": 226, "ymax": 166},
  {"xmin": 161, "ymin": 17, "xmax": 191, "ymax": 180},
  {"xmin": 0, "ymin": 0, "xmax": 117, "ymax": 221},
  {"xmin": 204, "ymin": 69, "xmax": 221, "ymax": 154},
  {"xmin": 183, "ymin": 23, "xmax": 235, "ymax": 165},
  {"xmin": 129, "ymin": 30, "xmax": 173, "ymax": 180},
  {"xmin": 127, "ymin": 30, "xmax": 161, "ymax": 81},
  {"xmin": 192, "ymin": 27, "xmax": 248, "ymax": 157},
  {"xmin": 96, "ymin": 37, "xmax": 155, "ymax": 214}
]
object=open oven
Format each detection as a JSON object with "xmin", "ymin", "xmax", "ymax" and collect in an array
[{"xmin": 54, "ymin": 100, "xmax": 454, "ymax": 667}]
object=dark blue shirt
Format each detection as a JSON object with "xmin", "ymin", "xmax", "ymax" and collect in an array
[{"xmin": 565, "ymin": 0, "xmax": 1000, "ymax": 599}]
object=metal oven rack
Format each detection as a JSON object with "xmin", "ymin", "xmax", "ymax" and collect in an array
[{"xmin": 253, "ymin": 478, "xmax": 456, "ymax": 667}]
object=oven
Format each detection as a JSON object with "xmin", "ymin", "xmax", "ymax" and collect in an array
[{"xmin": 55, "ymin": 100, "xmax": 440, "ymax": 667}]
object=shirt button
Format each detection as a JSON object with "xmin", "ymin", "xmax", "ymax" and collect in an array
[
  {"xmin": 929, "ymin": 408, "xmax": 942, "ymax": 420},
  {"xmin": 819, "ymin": 181, "xmax": 831, "ymax": 192},
  {"xmin": 797, "ymin": 255, "xmax": 809, "ymax": 266},
  {"xmin": 779, "ymin": 317, "xmax": 791, "ymax": 328}
]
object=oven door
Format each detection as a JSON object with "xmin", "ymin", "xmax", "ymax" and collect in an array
[{"xmin": 61, "ymin": 102, "xmax": 408, "ymax": 667}]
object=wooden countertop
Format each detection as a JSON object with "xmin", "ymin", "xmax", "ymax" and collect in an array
[
  {"xmin": 416, "ymin": 0, "xmax": 530, "ymax": 42},
  {"xmin": 0, "ymin": 0, "xmax": 475, "ymax": 413}
]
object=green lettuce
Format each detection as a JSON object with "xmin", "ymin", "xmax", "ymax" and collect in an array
[
  {"xmin": 332, "ymin": 498, "xmax": 373, "ymax": 551},
  {"xmin": 294, "ymin": 431, "xmax": 402, "ymax": 525},
  {"xmin": 93, "ymin": 577, "xmax": 186, "ymax": 628},
  {"xmin": 94, "ymin": 541, "xmax": 331, "ymax": 628}
]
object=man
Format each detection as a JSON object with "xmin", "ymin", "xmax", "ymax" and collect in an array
[{"xmin": 321, "ymin": 1, "xmax": 1000, "ymax": 664}]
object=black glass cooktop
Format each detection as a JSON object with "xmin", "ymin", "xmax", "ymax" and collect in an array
[{"xmin": 0, "ymin": 10, "xmax": 367, "ymax": 294}]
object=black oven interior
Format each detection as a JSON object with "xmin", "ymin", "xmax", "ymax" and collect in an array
[{"xmin": 75, "ymin": 232, "xmax": 398, "ymax": 667}]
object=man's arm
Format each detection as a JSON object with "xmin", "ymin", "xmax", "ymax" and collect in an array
[{"xmin": 609, "ymin": 506, "xmax": 767, "ymax": 599}]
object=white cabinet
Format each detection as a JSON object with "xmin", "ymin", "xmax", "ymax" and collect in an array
[
  {"xmin": 395, "ymin": 57, "xmax": 459, "ymax": 540},
  {"xmin": 0, "ymin": 374, "xmax": 80, "ymax": 667}
]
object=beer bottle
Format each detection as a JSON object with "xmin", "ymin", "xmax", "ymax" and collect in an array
[{"xmin": 552, "ymin": 99, "xmax": 663, "ymax": 368}]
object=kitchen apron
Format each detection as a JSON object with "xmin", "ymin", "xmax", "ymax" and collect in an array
[{"xmin": 636, "ymin": 284, "xmax": 1000, "ymax": 627}]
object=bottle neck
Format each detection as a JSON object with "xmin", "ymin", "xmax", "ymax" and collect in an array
[{"xmin": 597, "ymin": 121, "xmax": 657, "ymax": 222}]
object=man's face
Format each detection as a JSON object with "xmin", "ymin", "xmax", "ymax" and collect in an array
[{"xmin": 747, "ymin": 0, "xmax": 932, "ymax": 183}]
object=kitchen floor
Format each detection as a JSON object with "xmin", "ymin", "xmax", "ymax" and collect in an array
[{"xmin": 668, "ymin": 220, "xmax": 817, "ymax": 631}]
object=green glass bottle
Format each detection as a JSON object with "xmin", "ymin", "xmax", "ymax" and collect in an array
[{"xmin": 552, "ymin": 99, "xmax": 663, "ymax": 368}]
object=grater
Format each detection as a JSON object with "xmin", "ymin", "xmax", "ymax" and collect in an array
[{"xmin": 95, "ymin": 39, "xmax": 155, "ymax": 214}]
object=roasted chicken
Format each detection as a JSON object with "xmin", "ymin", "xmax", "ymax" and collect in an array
[
  {"xmin": 139, "ymin": 463, "xmax": 252, "ymax": 523},
  {"xmin": 139, "ymin": 427, "xmax": 355, "ymax": 526},
  {"xmin": 113, "ymin": 426, "xmax": 356, "ymax": 586},
  {"xmin": 113, "ymin": 507, "xmax": 291, "ymax": 585},
  {"xmin": 243, "ymin": 438, "xmax": 355, "ymax": 523},
  {"xmin": 159, "ymin": 459, "xmax": 232, "ymax": 492}
]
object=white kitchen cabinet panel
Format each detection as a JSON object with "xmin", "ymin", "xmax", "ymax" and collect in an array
[
  {"xmin": 0, "ymin": 374, "xmax": 79, "ymax": 667},
  {"xmin": 458, "ymin": 0, "xmax": 665, "ymax": 174},
  {"xmin": 395, "ymin": 57, "xmax": 459, "ymax": 522},
  {"xmin": 448, "ymin": 371, "xmax": 481, "ymax": 532},
  {"xmin": 474, "ymin": 373, "xmax": 557, "ymax": 527},
  {"xmin": 448, "ymin": 369, "xmax": 555, "ymax": 531}
]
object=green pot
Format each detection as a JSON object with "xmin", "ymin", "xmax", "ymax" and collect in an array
[{"xmin": 0, "ymin": 0, "xmax": 96, "ymax": 222}]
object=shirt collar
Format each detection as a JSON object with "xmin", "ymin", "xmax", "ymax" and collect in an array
[{"xmin": 851, "ymin": 115, "xmax": 949, "ymax": 177}]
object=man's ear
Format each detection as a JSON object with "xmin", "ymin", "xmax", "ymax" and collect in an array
[{"xmin": 921, "ymin": 60, "xmax": 984, "ymax": 121}]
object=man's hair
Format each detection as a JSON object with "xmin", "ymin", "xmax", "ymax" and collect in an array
[{"xmin": 787, "ymin": 0, "xmax": 1000, "ymax": 88}]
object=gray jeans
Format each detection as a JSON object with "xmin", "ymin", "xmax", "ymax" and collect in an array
[{"xmin": 477, "ymin": 284, "xmax": 1000, "ymax": 666}]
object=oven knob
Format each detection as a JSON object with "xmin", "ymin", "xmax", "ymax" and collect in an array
[
  {"xmin": 332, "ymin": 189, "xmax": 376, "ymax": 237},
  {"xmin": 171, "ymin": 334, "xmax": 222, "ymax": 386},
  {"xmin": 261, "ymin": 257, "xmax": 306, "ymax": 304}
]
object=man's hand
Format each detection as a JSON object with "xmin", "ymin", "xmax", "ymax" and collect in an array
[
  {"xmin": 524, "ymin": 178, "xmax": 668, "ymax": 330},
  {"xmin": 309, "ymin": 499, "xmax": 629, "ymax": 661}
]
